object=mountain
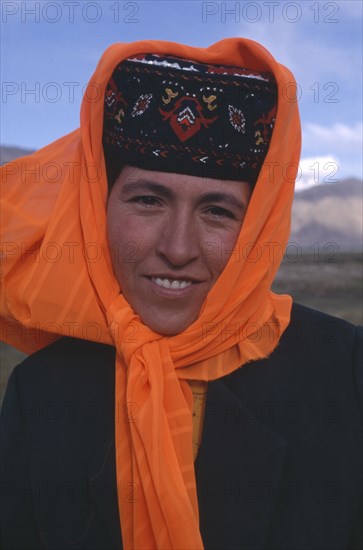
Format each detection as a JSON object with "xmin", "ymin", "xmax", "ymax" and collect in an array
[
  {"xmin": 290, "ymin": 178, "xmax": 362, "ymax": 251},
  {"xmin": 1, "ymin": 145, "xmax": 362, "ymax": 252},
  {"xmin": 0, "ymin": 145, "xmax": 35, "ymax": 166}
]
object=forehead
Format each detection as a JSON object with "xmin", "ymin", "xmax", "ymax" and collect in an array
[{"xmin": 111, "ymin": 165, "xmax": 249, "ymax": 199}]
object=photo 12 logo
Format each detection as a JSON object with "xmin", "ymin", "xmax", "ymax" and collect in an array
[
  {"xmin": 1, "ymin": 1, "xmax": 140, "ymax": 24},
  {"xmin": 201, "ymin": 2, "xmax": 340, "ymax": 24}
]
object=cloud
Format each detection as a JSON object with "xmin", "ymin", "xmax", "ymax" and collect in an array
[
  {"xmin": 237, "ymin": 14, "xmax": 361, "ymax": 90},
  {"xmin": 295, "ymin": 156, "xmax": 341, "ymax": 191},
  {"xmin": 300, "ymin": 123, "xmax": 362, "ymax": 181},
  {"xmin": 303, "ymin": 122, "xmax": 363, "ymax": 154}
]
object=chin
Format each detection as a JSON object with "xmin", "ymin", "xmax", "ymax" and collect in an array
[{"xmin": 140, "ymin": 311, "xmax": 197, "ymax": 336}]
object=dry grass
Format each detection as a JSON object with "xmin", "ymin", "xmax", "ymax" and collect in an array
[{"xmin": 272, "ymin": 251, "xmax": 362, "ymax": 324}]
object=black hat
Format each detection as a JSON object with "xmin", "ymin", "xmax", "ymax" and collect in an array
[{"xmin": 103, "ymin": 53, "xmax": 277, "ymax": 186}]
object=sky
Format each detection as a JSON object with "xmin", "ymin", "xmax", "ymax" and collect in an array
[{"xmin": 1, "ymin": 0, "xmax": 362, "ymax": 189}]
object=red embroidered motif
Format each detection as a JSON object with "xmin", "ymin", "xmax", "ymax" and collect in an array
[
  {"xmin": 255, "ymin": 106, "xmax": 277, "ymax": 140},
  {"xmin": 159, "ymin": 96, "xmax": 217, "ymax": 142}
]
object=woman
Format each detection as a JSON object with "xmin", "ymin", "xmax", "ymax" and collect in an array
[{"xmin": 1, "ymin": 38, "xmax": 362, "ymax": 549}]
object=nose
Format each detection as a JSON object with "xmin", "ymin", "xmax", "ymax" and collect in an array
[{"xmin": 156, "ymin": 210, "xmax": 200, "ymax": 267}]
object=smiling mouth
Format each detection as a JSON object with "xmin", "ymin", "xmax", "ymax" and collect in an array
[{"xmin": 151, "ymin": 277, "xmax": 193, "ymax": 290}]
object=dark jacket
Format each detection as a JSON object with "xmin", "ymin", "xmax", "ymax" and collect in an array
[{"xmin": 1, "ymin": 303, "xmax": 362, "ymax": 550}]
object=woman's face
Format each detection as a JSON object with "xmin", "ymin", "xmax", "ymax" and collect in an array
[{"xmin": 107, "ymin": 165, "xmax": 251, "ymax": 335}]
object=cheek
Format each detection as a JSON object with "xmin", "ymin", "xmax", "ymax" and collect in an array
[
  {"xmin": 107, "ymin": 211, "xmax": 153, "ymax": 276},
  {"xmin": 204, "ymin": 229, "xmax": 241, "ymax": 278},
  {"xmin": 107, "ymin": 211, "xmax": 133, "ymax": 276},
  {"xmin": 107, "ymin": 213, "xmax": 123, "ymax": 268}
]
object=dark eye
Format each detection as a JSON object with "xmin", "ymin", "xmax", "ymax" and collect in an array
[
  {"xmin": 132, "ymin": 196, "xmax": 160, "ymax": 207},
  {"xmin": 206, "ymin": 206, "xmax": 235, "ymax": 219}
]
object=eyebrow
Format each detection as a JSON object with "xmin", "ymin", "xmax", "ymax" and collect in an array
[
  {"xmin": 121, "ymin": 180, "xmax": 174, "ymax": 199},
  {"xmin": 120, "ymin": 179, "xmax": 248, "ymax": 211}
]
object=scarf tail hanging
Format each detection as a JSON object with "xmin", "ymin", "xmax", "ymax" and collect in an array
[{"xmin": 114, "ymin": 341, "xmax": 204, "ymax": 549}]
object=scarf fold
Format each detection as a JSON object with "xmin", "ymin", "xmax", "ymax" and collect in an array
[{"xmin": 1, "ymin": 38, "xmax": 301, "ymax": 549}]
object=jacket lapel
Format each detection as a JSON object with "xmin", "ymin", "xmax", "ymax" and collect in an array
[
  {"xmin": 88, "ymin": 437, "xmax": 123, "ymax": 549},
  {"xmin": 195, "ymin": 378, "xmax": 287, "ymax": 550}
]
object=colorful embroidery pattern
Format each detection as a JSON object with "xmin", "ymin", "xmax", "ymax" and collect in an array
[
  {"xmin": 103, "ymin": 53, "xmax": 277, "ymax": 184},
  {"xmin": 132, "ymin": 94, "xmax": 153, "ymax": 117},
  {"xmin": 159, "ymin": 97, "xmax": 218, "ymax": 142},
  {"xmin": 228, "ymin": 105, "xmax": 246, "ymax": 133}
]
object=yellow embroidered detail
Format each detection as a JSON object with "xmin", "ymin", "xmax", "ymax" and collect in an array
[
  {"xmin": 189, "ymin": 380, "xmax": 208, "ymax": 461},
  {"xmin": 162, "ymin": 88, "xmax": 179, "ymax": 104},
  {"xmin": 255, "ymin": 130, "xmax": 264, "ymax": 145},
  {"xmin": 203, "ymin": 94, "xmax": 217, "ymax": 111},
  {"xmin": 115, "ymin": 108, "xmax": 125, "ymax": 124}
]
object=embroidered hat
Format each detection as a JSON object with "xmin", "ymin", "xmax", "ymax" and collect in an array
[{"xmin": 103, "ymin": 53, "xmax": 277, "ymax": 185}]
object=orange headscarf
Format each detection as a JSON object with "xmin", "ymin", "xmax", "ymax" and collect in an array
[{"xmin": 1, "ymin": 38, "xmax": 301, "ymax": 549}]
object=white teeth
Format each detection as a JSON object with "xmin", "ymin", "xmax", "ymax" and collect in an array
[{"xmin": 153, "ymin": 277, "xmax": 192, "ymax": 289}]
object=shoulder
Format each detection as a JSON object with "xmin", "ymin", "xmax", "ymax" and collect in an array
[
  {"xmin": 2, "ymin": 338, "xmax": 117, "ymax": 455},
  {"xmin": 276, "ymin": 302, "xmax": 361, "ymax": 369},
  {"xmin": 6, "ymin": 337, "xmax": 116, "ymax": 405},
  {"xmin": 283, "ymin": 301, "xmax": 359, "ymax": 348},
  {"xmin": 223, "ymin": 302, "xmax": 362, "ymax": 415},
  {"xmin": 282, "ymin": 303, "xmax": 362, "ymax": 400}
]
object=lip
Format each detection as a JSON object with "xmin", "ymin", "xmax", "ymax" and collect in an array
[
  {"xmin": 145, "ymin": 273, "xmax": 203, "ymax": 283},
  {"xmin": 144, "ymin": 275, "xmax": 203, "ymax": 298}
]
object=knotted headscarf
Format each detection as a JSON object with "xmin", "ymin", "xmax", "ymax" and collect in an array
[{"xmin": 0, "ymin": 38, "xmax": 301, "ymax": 549}]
